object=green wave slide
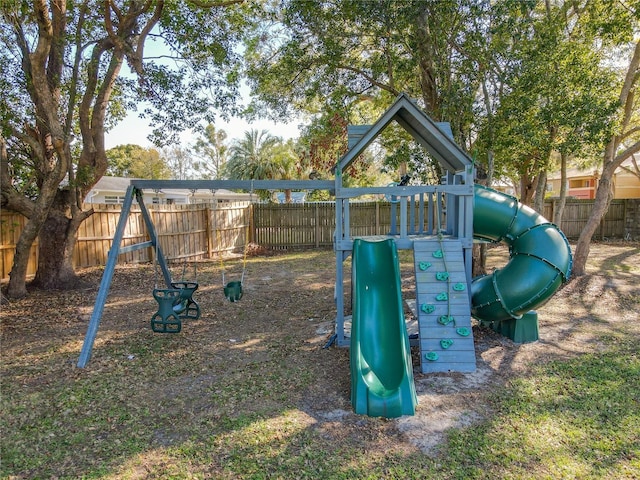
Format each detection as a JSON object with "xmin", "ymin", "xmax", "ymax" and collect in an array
[
  {"xmin": 350, "ymin": 185, "xmax": 572, "ymax": 417},
  {"xmin": 350, "ymin": 238, "xmax": 418, "ymax": 418}
]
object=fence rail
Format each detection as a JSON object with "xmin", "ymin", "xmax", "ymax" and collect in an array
[{"xmin": 1, "ymin": 198, "xmax": 639, "ymax": 281}]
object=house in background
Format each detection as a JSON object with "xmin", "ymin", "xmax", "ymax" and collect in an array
[
  {"xmin": 85, "ymin": 176, "xmax": 253, "ymax": 204},
  {"xmin": 547, "ymin": 156, "xmax": 640, "ymax": 199},
  {"xmin": 488, "ymin": 179, "xmax": 517, "ymax": 197},
  {"xmin": 275, "ymin": 192, "xmax": 307, "ymax": 203}
]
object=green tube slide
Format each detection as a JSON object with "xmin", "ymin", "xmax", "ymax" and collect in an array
[
  {"xmin": 350, "ymin": 238, "xmax": 418, "ymax": 418},
  {"xmin": 471, "ymin": 184, "xmax": 573, "ymax": 322}
]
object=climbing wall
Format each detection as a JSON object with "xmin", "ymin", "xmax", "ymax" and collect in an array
[{"xmin": 413, "ymin": 239, "xmax": 476, "ymax": 373}]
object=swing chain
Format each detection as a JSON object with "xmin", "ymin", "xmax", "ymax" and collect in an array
[{"xmin": 241, "ymin": 183, "xmax": 253, "ymax": 284}]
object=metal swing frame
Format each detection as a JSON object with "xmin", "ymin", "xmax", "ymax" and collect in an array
[{"xmin": 77, "ymin": 179, "xmax": 333, "ymax": 367}]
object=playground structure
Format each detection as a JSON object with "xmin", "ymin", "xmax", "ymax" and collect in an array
[{"xmin": 76, "ymin": 93, "xmax": 572, "ymax": 419}]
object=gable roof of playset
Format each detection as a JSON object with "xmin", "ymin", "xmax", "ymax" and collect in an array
[{"xmin": 337, "ymin": 92, "xmax": 473, "ymax": 174}]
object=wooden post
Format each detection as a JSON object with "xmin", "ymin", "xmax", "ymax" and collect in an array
[
  {"xmin": 249, "ymin": 203, "xmax": 255, "ymax": 244},
  {"xmin": 205, "ymin": 205, "xmax": 213, "ymax": 259},
  {"xmin": 315, "ymin": 202, "xmax": 320, "ymax": 248}
]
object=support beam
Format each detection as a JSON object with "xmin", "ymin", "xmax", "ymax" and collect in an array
[
  {"xmin": 77, "ymin": 187, "xmax": 177, "ymax": 367},
  {"xmin": 77, "ymin": 186, "xmax": 137, "ymax": 367},
  {"xmin": 131, "ymin": 179, "xmax": 334, "ymax": 192},
  {"xmin": 137, "ymin": 191, "xmax": 172, "ymax": 287}
]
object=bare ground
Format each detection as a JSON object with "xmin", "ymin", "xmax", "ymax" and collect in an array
[{"xmin": 1, "ymin": 241, "xmax": 639, "ymax": 472}]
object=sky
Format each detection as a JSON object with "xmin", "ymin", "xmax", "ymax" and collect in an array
[
  {"xmin": 104, "ymin": 34, "xmax": 301, "ymax": 150},
  {"xmin": 104, "ymin": 109, "xmax": 301, "ymax": 150}
]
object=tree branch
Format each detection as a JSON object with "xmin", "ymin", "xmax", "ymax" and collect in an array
[
  {"xmin": 620, "ymin": 125, "xmax": 640, "ymax": 141},
  {"xmin": 187, "ymin": 0, "xmax": 245, "ymax": 7},
  {"xmin": 0, "ymin": 135, "xmax": 36, "ymax": 217},
  {"xmin": 134, "ymin": 0, "xmax": 164, "ymax": 74},
  {"xmin": 47, "ymin": 0, "xmax": 66, "ymax": 105},
  {"xmin": 618, "ymin": 39, "xmax": 640, "ymax": 129},
  {"xmin": 78, "ymin": 39, "xmax": 110, "ymax": 153},
  {"xmin": 613, "ymin": 139, "xmax": 640, "ymax": 166},
  {"xmin": 336, "ymin": 64, "xmax": 399, "ymax": 96}
]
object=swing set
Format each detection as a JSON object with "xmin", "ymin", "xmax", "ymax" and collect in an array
[
  {"xmin": 149, "ymin": 189, "xmax": 252, "ymax": 333},
  {"xmin": 76, "ymin": 178, "xmax": 334, "ymax": 368}
]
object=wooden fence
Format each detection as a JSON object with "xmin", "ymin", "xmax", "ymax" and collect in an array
[
  {"xmin": 1, "ymin": 198, "xmax": 639, "ymax": 281},
  {"xmin": 543, "ymin": 198, "xmax": 639, "ymax": 240},
  {"xmin": 1, "ymin": 201, "xmax": 250, "ymax": 281},
  {"xmin": 253, "ymin": 202, "xmax": 400, "ymax": 249}
]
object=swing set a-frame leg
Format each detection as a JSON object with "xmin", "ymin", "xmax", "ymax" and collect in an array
[
  {"xmin": 77, "ymin": 186, "xmax": 137, "ymax": 367},
  {"xmin": 77, "ymin": 186, "xmax": 173, "ymax": 367}
]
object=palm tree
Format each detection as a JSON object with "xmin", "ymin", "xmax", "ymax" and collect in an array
[{"xmin": 224, "ymin": 129, "xmax": 299, "ymax": 202}]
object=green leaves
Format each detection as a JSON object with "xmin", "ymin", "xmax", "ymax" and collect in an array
[
  {"xmin": 224, "ymin": 129, "xmax": 301, "ymax": 200},
  {"xmin": 106, "ymin": 144, "xmax": 169, "ymax": 179}
]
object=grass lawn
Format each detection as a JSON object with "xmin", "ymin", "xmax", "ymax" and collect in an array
[{"xmin": 1, "ymin": 242, "xmax": 639, "ymax": 479}]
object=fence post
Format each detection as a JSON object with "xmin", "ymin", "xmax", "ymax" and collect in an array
[
  {"xmin": 249, "ymin": 203, "xmax": 255, "ymax": 244},
  {"xmin": 205, "ymin": 204, "xmax": 213, "ymax": 259}
]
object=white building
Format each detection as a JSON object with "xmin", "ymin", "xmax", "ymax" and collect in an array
[{"xmin": 85, "ymin": 176, "xmax": 254, "ymax": 204}]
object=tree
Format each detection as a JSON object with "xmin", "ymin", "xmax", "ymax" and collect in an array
[
  {"xmin": 161, "ymin": 145, "xmax": 196, "ymax": 180},
  {"xmin": 476, "ymin": 1, "xmax": 620, "ymax": 209},
  {"xmin": 192, "ymin": 124, "xmax": 228, "ymax": 179},
  {"xmin": 224, "ymin": 129, "xmax": 300, "ymax": 201},
  {"xmin": 244, "ymin": 0, "xmax": 483, "ymax": 148},
  {"xmin": 573, "ymin": 38, "xmax": 640, "ymax": 275},
  {"xmin": 0, "ymin": 0, "xmax": 247, "ymax": 298},
  {"xmin": 225, "ymin": 129, "xmax": 279, "ymax": 176},
  {"xmin": 106, "ymin": 144, "xmax": 169, "ymax": 179}
]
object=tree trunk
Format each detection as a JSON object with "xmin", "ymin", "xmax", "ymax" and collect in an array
[
  {"xmin": 519, "ymin": 173, "xmax": 537, "ymax": 206},
  {"xmin": 533, "ymin": 171, "xmax": 547, "ymax": 214},
  {"xmin": 553, "ymin": 152, "xmax": 569, "ymax": 226},
  {"xmin": 572, "ymin": 160, "xmax": 615, "ymax": 276},
  {"xmin": 415, "ymin": 7, "xmax": 441, "ymax": 119},
  {"xmin": 6, "ymin": 218, "xmax": 42, "ymax": 298},
  {"xmin": 573, "ymin": 39, "xmax": 640, "ymax": 276},
  {"xmin": 471, "ymin": 150, "xmax": 494, "ymax": 278},
  {"xmin": 5, "ymin": 175, "xmax": 67, "ymax": 298},
  {"xmin": 472, "ymin": 243, "xmax": 487, "ymax": 278},
  {"xmin": 31, "ymin": 206, "xmax": 88, "ymax": 290}
]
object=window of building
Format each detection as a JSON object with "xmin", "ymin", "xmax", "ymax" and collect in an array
[
  {"xmin": 104, "ymin": 195, "xmax": 124, "ymax": 204},
  {"xmin": 569, "ymin": 179, "xmax": 590, "ymax": 188}
]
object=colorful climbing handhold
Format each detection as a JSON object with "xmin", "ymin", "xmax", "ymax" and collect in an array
[
  {"xmin": 421, "ymin": 303, "xmax": 436, "ymax": 314},
  {"xmin": 432, "ymin": 249, "xmax": 444, "ymax": 258},
  {"xmin": 453, "ymin": 282, "xmax": 466, "ymax": 291},
  {"xmin": 436, "ymin": 271, "xmax": 450, "ymax": 281},
  {"xmin": 419, "ymin": 261, "xmax": 432, "ymax": 271},
  {"xmin": 440, "ymin": 339, "xmax": 454, "ymax": 349},
  {"xmin": 456, "ymin": 327, "xmax": 471, "ymax": 337},
  {"xmin": 438, "ymin": 315, "xmax": 455, "ymax": 325},
  {"xmin": 436, "ymin": 292, "xmax": 448, "ymax": 301},
  {"xmin": 425, "ymin": 352, "xmax": 439, "ymax": 361}
]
